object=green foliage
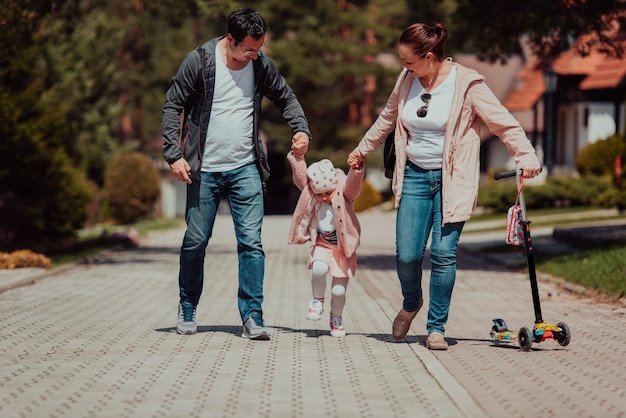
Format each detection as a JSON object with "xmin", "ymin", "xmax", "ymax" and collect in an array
[
  {"xmin": 104, "ymin": 152, "xmax": 161, "ymax": 224},
  {"xmin": 0, "ymin": 1, "xmax": 91, "ymax": 251},
  {"xmin": 255, "ymin": 0, "xmax": 408, "ymax": 154},
  {"xmin": 0, "ymin": 143, "xmax": 92, "ymax": 251},
  {"xmin": 32, "ymin": 150, "xmax": 93, "ymax": 238},
  {"xmin": 575, "ymin": 134, "xmax": 626, "ymax": 176},
  {"xmin": 476, "ymin": 181, "xmax": 518, "ymax": 213},
  {"xmin": 526, "ymin": 176, "xmax": 613, "ymax": 208},
  {"xmin": 3, "ymin": 0, "xmax": 624, "ymax": 242},
  {"xmin": 354, "ymin": 179, "xmax": 383, "ymax": 212},
  {"xmin": 44, "ymin": 1, "xmax": 149, "ymax": 185},
  {"xmin": 595, "ymin": 187, "xmax": 626, "ymax": 212},
  {"xmin": 478, "ymin": 175, "xmax": 615, "ymax": 212},
  {"xmin": 451, "ymin": 0, "xmax": 626, "ymax": 62}
]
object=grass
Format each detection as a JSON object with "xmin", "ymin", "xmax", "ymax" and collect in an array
[
  {"xmin": 49, "ymin": 217, "xmax": 184, "ymax": 268},
  {"xmin": 468, "ymin": 206, "xmax": 606, "ymax": 222},
  {"xmin": 467, "ymin": 206, "xmax": 622, "ymax": 230},
  {"xmin": 49, "ymin": 246, "xmax": 113, "ymax": 268},
  {"xmin": 470, "ymin": 206, "xmax": 626, "ymax": 299},
  {"xmin": 74, "ymin": 217, "xmax": 183, "ymax": 240},
  {"xmin": 536, "ymin": 243, "xmax": 626, "ymax": 298}
]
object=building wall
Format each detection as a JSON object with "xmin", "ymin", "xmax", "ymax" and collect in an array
[
  {"xmin": 587, "ymin": 102, "xmax": 619, "ymax": 143},
  {"xmin": 553, "ymin": 100, "xmax": 623, "ymax": 175},
  {"xmin": 160, "ymin": 175, "xmax": 186, "ymax": 218}
]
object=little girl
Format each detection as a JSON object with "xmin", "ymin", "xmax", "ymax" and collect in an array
[{"xmin": 287, "ymin": 152, "xmax": 364, "ymax": 337}]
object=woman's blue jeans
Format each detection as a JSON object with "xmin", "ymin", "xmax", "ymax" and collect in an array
[
  {"xmin": 179, "ymin": 163, "xmax": 265, "ymax": 326},
  {"xmin": 396, "ymin": 162, "xmax": 464, "ymax": 335}
]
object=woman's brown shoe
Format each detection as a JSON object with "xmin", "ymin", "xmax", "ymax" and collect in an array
[{"xmin": 391, "ymin": 299, "xmax": 423, "ymax": 340}]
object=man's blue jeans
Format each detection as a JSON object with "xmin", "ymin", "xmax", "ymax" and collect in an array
[
  {"xmin": 179, "ymin": 163, "xmax": 265, "ymax": 326},
  {"xmin": 396, "ymin": 162, "xmax": 464, "ymax": 335}
]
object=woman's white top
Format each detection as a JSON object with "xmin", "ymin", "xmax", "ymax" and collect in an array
[{"xmin": 401, "ymin": 65, "xmax": 457, "ymax": 170}]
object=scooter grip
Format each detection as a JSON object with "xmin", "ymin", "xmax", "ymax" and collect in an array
[{"xmin": 494, "ymin": 170, "xmax": 519, "ymax": 180}]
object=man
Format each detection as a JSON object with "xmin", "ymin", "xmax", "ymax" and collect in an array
[{"xmin": 162, "ymin": 8, "xmax": 311, "ymax": 340}]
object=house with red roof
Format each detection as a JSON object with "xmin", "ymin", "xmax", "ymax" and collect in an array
[{"xmin": 497, "ymin": 31, "xmax": 626, "ymax": 177}]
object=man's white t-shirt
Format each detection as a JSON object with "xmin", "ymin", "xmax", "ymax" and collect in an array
[{"xmin": 202, "ymin": 44, "xmax": 255, "ymax": 172}]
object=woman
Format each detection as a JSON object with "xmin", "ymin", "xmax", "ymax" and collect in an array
[{"xmin": 348, "ymin": 22, "xmax": 541, "ymax": 350}]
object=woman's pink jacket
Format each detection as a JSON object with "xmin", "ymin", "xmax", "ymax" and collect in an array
[
  {"xmin": 287, "ymin": 152, "xmax": 364, "ymax": 258},
  {"xmin": 354, "ymin": 63, "xmax": 541, "ymax": 225}
]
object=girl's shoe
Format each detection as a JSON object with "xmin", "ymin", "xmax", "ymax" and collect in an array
[
  {"xmin": 306, "ymin": 298, "xmax": 324, "ymax": 320},
  {"xmin": 330, "ymin": 312, "xmax": 346, "ymax": 337}
]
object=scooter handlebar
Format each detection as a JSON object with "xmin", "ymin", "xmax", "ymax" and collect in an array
[{"xmin": 493, "ymin": 169, "xmax": 522, "ymax": 180}]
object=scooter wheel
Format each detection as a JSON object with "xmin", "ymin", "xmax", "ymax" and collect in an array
[
  {"xmin": 556, "ymin": 321, "xmax": 571, "ymax": 347},
  {"xmin": 519, "ymin": 327, "xmax": 533, "ymax": 351}
]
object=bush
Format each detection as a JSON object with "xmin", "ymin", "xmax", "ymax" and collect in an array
[
  {"xmin": 478, "ymin": 175, "xmax": 614, "ymax": 211},
  {"xmin": 0, "ymin": 148, "xmax": 92, "ymax": 251},
  {"xmin": 595, "ymin": 187, "xmax": 626, "ymax": 212},
  {"xmin": 354, "ymin": 179, "xmax": 383, "ymax": 212},
  {"xmin": 525, "ymin": 175, "xmax": 612, "ymax": 208},
  {"xmin": 576, "ymin": 134, "xmax": 625, "ymax": 176},
  {"xmin": 477, "ymin": 181, "xmax": 518, "ymax": 212},
  {"xmin": 0, "ymin": 250, "xmax": 51, "ymax": 269},
  {"xmin": 104, "ymin": 152, "xmax": 161, "ymax": 224}
]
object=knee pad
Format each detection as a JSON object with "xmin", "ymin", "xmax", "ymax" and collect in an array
[
  {"xmin": 331, "ymin": 284, "xmax": 346, "ymax": 296},
  {"xmin": 312, "ymin": 260, "xmax": 329, "ymax": 277}
]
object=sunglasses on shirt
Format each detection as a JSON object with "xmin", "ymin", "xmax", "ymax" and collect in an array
[{"xmin": 417, "ymin": 93, "xmax": 432, "ymax": 118}]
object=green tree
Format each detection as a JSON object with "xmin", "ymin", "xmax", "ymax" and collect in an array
[
  {"xmin": 39, "ymin": 0, "xmax": 212, "ymax": 185},
  {"xmin": 3, "ymin": 0, "xmax": 624, "ymax": 246},
  {"xmin": 253, "ymin": 0, "xmax": 409, "ymax": 163},
  {"xmin": 449, "ymin": 0, "xmax": 626, "ymax": 62},
  {"xmin": 0, "ymin": 0, "xmax": 91, "ymax": 251}
]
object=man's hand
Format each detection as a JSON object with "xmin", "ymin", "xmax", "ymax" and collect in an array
[
  {"xmin": 291, "ymin": 132, "xmax": 310, "ymax": 158},
  {"xmin": 170, "ymin": 158, "xmax": 192, "ymax": 184}
]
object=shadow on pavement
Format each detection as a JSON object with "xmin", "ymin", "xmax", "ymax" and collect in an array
[
  {"xmin": 553, "ymin": 223, "xmax": 626, "ymax": 248},
  {"xmin": 155, "ymin": 325, "xmax": 242, "ymax": 335}
]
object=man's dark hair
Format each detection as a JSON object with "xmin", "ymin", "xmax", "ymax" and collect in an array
[{"xmin": 228, "ymin": 7, "xmax": 267, "ymax": 43}]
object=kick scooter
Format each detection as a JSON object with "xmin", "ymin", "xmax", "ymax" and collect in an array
[{"xmin": 489, "ymin": 169, "xmax": 571, "ymax": 351}]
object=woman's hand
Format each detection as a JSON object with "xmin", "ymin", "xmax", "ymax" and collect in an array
[
  {"xmin": 347, "ymin": 149, "xmax": 364, "ymax": 169},
  {"xmin": 521, "ymin": 166, "xmax": 542, "ymax": 179}
]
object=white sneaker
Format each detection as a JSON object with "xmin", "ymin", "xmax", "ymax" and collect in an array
[
  {"xmin": 330, "ymin": 312, "xmax": 346, "ymax": 337},
  {"xmin": 176, "ymin": 303, "xmax": 197, "ymax": 335},
  {"xmin": 306, "ymin": 298, "xmax": 324, "ymax": 321},
  {"xmin": 241, "ymin": 318, "xmax": 270, "ymax": 340}
]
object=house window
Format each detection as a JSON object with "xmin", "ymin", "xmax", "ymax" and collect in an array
[{"xmin": 587, "ymin": 111, "xmax": 616, "ymax": 144}]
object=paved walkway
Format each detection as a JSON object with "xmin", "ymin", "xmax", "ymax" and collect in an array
[{"xmin": 1, "ymin": 211, "xmax": 625, "ymax": 417}]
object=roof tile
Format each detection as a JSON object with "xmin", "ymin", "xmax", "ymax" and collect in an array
[{"xmin": 504, "ymin": 38, "xmax": 626, "ymax": 110}]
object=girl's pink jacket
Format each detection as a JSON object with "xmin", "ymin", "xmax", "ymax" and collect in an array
[{"xmin": 287, "ymin": 152, "xmax": 364, "ymax": 259}]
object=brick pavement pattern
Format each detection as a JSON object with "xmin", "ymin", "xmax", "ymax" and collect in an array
[{"xmin": 1, "ymin": 211, "xmax": 625, "ymax": 418}]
